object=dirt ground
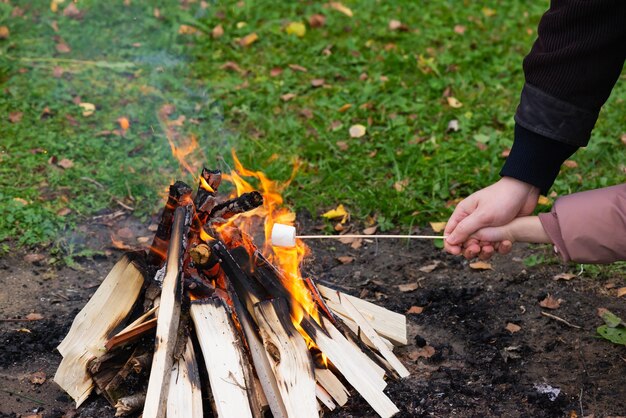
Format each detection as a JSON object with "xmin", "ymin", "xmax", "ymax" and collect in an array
[{"xmin": 1, "ymin": 214, "xmax": 625, "ymax": 418}]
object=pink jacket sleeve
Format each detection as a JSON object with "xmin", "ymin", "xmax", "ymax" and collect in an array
[{"xmin": 538, "ymin": 183, "xmax": 626, "ymax": 264}]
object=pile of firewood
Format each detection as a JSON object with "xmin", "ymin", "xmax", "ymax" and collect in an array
[{"xmin": 54, "ymin": 167, "xmax": 409, "ymax": 418}]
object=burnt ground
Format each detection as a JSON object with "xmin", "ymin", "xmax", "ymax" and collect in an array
[{"xmin": 1, "ymin": 215, "xmax": 625, "ymax": 418}]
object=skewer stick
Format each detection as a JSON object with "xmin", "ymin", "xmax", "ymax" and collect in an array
[{"xmin": 295, "ymin": 234, "xmax": 445, "ymax": 240}]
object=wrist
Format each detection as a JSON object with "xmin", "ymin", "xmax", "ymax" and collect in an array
[{"xmin": 507, "ymin": 216, "xmax": 551, "ymax": 244}]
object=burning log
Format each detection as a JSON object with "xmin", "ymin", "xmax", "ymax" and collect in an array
[
  {"xmin": 54, "ymin": 254, "xmax": 145, "ymax": 406},
  {"xmin": 143, "ymin": 205, "xmax": 192, "ymax": 418},
  {"xmin": 194, "ymin": 168, "xmax": 222, "ymax": 214},
  {"xmin": 166, "ymin": 337, "xmax": 203, "ymax": 418},
  {"xmin": 208, "ymin": 190, "xmax": 264, "ymax": 222}
]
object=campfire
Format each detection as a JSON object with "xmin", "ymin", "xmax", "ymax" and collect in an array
[{"xmin": 54, "ymin": 154, "xmax": 409, "ymax": 418}]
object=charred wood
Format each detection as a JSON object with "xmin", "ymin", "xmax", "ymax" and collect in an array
[{"xmin": 208, "ymin": 191, "xmax": 263, "ymax": 222}]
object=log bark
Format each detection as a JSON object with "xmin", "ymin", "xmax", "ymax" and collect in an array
[
  {"xmin": 208, "ymin": 191, "xmax": 263, "ymax": 221},
  {"xmin": 254, "ymin": 298, "xmax": 318, "ymax": 418},
  {"xmin": 167, "ymin": 337, "xmax": 203, "ymax": 418},
  {"xmin": 143, "ymin": 205, "xmax": 191, "ymax": 418},
  {"xmin": 115, "ymin": 393, "xmax": 146, "ymax": 417}
]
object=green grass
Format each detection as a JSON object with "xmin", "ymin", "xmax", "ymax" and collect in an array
[{"xmin": 1, "ymin": 0, "xmax": 625, "ymax": 248}]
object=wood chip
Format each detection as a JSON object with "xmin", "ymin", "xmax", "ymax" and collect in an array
[
  {"xmin": 505, "ymin": 323, "xmax": 521, "ymax": 333},
  {"xmin": 397, "ymin": 282, "xmax": 418, "ymax": 292},
  {"xmin": 469, "ymin": 261, "xmax": 493, "ymax": 270},
  {"xmin": 539, "ymin": 294, "xmax": 561, "ymax": 310}
]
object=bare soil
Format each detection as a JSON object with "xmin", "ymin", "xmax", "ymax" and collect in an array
[{"xmin": 1, "ymin": 215, "xmax": 625, "ymax": 418}]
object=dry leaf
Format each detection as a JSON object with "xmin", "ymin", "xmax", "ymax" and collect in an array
[
  {"xmin": 52, "ymin": 66, "xmax": 64, "ymax": 78},
  {"xmin": 454, "ymin": 25, "xmax": 466, "ymax": 34},
  {"xmin": 280, "ymin": 93, "xmax": 296, "ymax": 102},
  {"xmin": 116, "ymin": 227, "xmax": 134, "ymax": 240},
  {"xmin": 288, "ymin": 64, "xmax": 308, "ymax": 72},
  {"xmin": 350, "ymin": 238, "xmax": 362, "ymax": 249},
  {"xmin": 63, "ymin": 3, "xmax": 82, "ymax": 19},
  {"xmin": 446, "ymin": 96, "xmax": 462, "ymax": 108},
  {"xmin": 26, "ymin": 313, "xmax": 44, "ymax": 321},
  {"xmin": 537, "ymin": 195, "xmax": 551, "ymax": 205},
  {"xmin": 621, "ymin": 133, "xmax": 626, "ymax": 146},
  {"xmin": 563, "ymin": 160, "xmax": 578, "ymax": 168},
  {"xmin": 57, "ymin": 207, "xmax": 71, "ymax": 216},
  {"xmin": 388, "ymin": 19, "xmax": 408, "ymax": 31},
  {"xmin": 539, "ymin": 294, "xmax": 561, "ymax": 310},
  {"xmin": 419, "ymin": 260, "xmax": 440, "ymax": 273},
  {"xmin": 285, "ymin": 22, "xmax": 306, "ymax": 37},
  {"xmin": 137, "ymin": 236, "xmax": 151, "ymax": 244},
  {"xmin": 79, "ymin": 102, "xmax": 95, "ymax": 116},
  {"xmin": 270, "ymin": 67, "xmax": 283, "ymax": 77},
  {"xmin": 14, "ymin": 197, "xmax": 29, "ymax": 205},
  {"xmin": 221, "ymin": 61, "xmax": 245, "ymax": 74},
  {"xmin": 336, "ymin": 141, "xmax": 349, "ymax": 151},
  {"xmin": 338, "ymin": 103, "xmax": 352, "ymax": 113},
  {"xmin": 482, "ymin": 7, "xmax": 496, "ymax": 17},
  {"xmin": 57, "ymin": 158, "xmax": 74, "ymax": 169},
  {"xmin": 309, "ymin": 14, "xmax": 326, "ymax": 28},
  {"xmin": 469, "ymin": 261, "xmax": 493, "ymax": 270},
  {"xmin": 328, "ymin": 2, "xmax": 353, "ymax": 17},
  {"xmin": 24, "ymin": 254, "xmax": 45, "ymax": 264},
  {"xmin": 212, "ymin": 24, "xmax": 224, "ymax": 38},
  {"xmin": 505, "ymin": 323, "xmax": 521, "ymax": 333},
  {"xmin": 178, "ymin": 24, "xmax": 199, "ymax": 35},
  {"xmin": 393, "ymin": 178, "xmax": 409, "ymax": 192},
  {"xmin": 311, "ymin": 78, "xmax": 325, "ymax": 87},
  {"xmin": 0, "ymin": 26, "xmax": 9, "ymax": 39},
  {"xmin": 398, "ymin": 282, "xmax": 418, "ymax": 292},
  {"xmin": 240, "ymin": 32, "xmax": 258, "ymax": 47},
  {"xmin": 553, "ymin": 273, "xmax": 577, "ymax": 281},
  {"xmin": 337, "ymin": 255, "xmax": 354, "ymax": 264},
  {"xmin": 362, "ymin": 226, "xmax": 377, "ymax": 235},
  {"xmin": 617, "ymin": 287, "xmax": 626, "ymax": 298},
  {"xmin": 148, "ymin": 223, "xmax": 159, "ymax": 232},
  {"xmin": 349, "ymin": 124, "xmax": 366, "ymax": 138},
  {"xmin": 429, "ymin": 221, "xmax": 446, "ymax": 233},
  {"xmin": 110, "ymin": 234, "xmax": 133, "ymax": 250},
  {"xmin": 30, "ymin": 371, "xmax": 46, "ymax": 385},
  {"xmin": 322, "ymin": 204, "xmax": 348, "ymax": 221},
  {"xmin": 407, "ymin": 306, "xmax": 424, "ymax": 314},
  {"xmin": 299, "ymin": 108, "xmax": 314, "ymax": 119},
  {"xmin": 117, "ymin": 117, "xmax": 130, "ymax": 131},
  {"xmin": 446, "ymin": 119, "xmax": 460, "ymax": 132},
  {"xmin": 56, "ymin": 42, "xmax": 71, "ymax": 53},
  {"xmin": 9, "ymin": 112, "xmax": 23, "ymax": 123}
]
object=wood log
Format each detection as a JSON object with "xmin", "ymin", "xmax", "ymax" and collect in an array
[
  {"xmin": 143, "ymin": 205, "xmax": 191, "ymax": 418},
  {"xmin": 300, "ymin": 315, "xmax": 399, "ymax": 418},
  {"xmin": 194, "ymin": 167, "xmax": 222, "ymax": 214},
  {"xmin": 167, "ymin": 337, "xmax": 203, "ymax": 418},
  {"xmin": 317, "ymin": 284, "xmax": 407, "ymax": 346},
  {"xmin": 315, "ymin": 368, "xmax": 349, "ymax": 407},
  {"xmin": 254, "ymin": 298, "xmax": 317, "ymax": 418},
  {"xmin": 208, "ymin": 191, "xmax": 263, "ymax": 221},
  {"xmin": 115, "ymin": 393, "xmax": 146, "ymax": 417},
  {"xmin": 316, "ymin": 384, "xmax": 336, "ymax": 411},
  {"xmin": 55, "ymin": 255, "xmax": 144, "ymax": 406},
  {"xmin": 190, "ymin": 298, "xmax": 254, "ymax": 418}
]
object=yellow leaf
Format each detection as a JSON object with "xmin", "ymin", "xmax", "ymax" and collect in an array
[
  {"xmin": 13, "ymin": 197, "xmax": 29, "ymax": 205},
  {"xmin": 240, "ymin": 32, "xmax": 258, "ymax": 47},
  {"xmin": 79, "ymin": 102, "xmax": 95, "ymax": 117},
  {"xmin": 446, "ymin": 97, "xmax": 463, "ymax": 108},
  {"xmin": 393, "ymin": 178, "xmax": 409, "ymax": 192},
  {"xmin": 329, "ymin": 2, "xmax": 353, "ymax": 17},
  {"xmin": 338, "ymin": 103, "xmax": 352, "ymax": 113},
  {"xmin": 349, "ymin": 124, "xmax": 366, "ymax": 138},
  {"xmin": 429, "ymin": 221, "xmax": 446, "ymax": 233},
  {"xmin": 285, "ymin": 22, "xmax": 306, "ymax": 37},
  {"xmin": 50, "ymin": 0, "xmax": 65, "ymax": 13},
  {"xmin": 617, "ymin": 287, "xmax": 626, "ymax": 298},
  {"xmin": 482, "ymin": 7, "xmax": 496, "ymax": 17},
  {"xmin": 178, "ymin": 24, "xmax": 200, "ymax": 35},
  {"xmin": 0, "ymin": 26, "xmax": 9, "ymax": 40},
  {"xmin": 118, "ymin": 117, "xmax": 130, "ymax": 130},
  {"xmin": 469, "ymin": 261, "xmax": 493, "ymax": 270},
  {"xmin": 322, "ymin": 204, "xmax": 349, "ymax": 222},
  {"xmin": 537, "ymin": 195, "xmax": 551, "ymax": 205}
]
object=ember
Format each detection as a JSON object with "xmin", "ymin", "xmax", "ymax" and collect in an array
[{"xmin": 54, "ymin": 154, "xmax": 409, "ymax": 418}]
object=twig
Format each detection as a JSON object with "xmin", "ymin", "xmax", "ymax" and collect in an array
[
  {"xmin": 541, "ymin": 311, "xmax": 582, "ymax": 329},
  {"xmin": 115, "ymin": 199, "xmax": 135, "ymax": 211},
  {"xmin": 81, "ymin": 177, "xmax": 105, "ymax": 189},
  {"xmin": 579, "ymin": 387, "xmax": 584, "ymax": 417}
]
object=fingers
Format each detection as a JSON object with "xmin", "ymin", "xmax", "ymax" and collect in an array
[
  {"xmin": 448, "ymin": 211, "xmax": 491, "ymax": 246},
  {"xmin": 497, "ymin": 240, "xmax": 513, "ymax": 255}
]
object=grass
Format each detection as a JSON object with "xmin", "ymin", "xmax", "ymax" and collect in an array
[{"xmin": 1, "ymin": 1, "xmax": 625, "ymax": 252}]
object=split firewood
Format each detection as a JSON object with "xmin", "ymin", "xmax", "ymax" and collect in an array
[
  {"xmin": 143, "ymin": 205, "xmax": 191, "ymax": 418},
  {"xmin": 194, "ymin": 168, "xmax": 222, "ymax": 214},
  {"xmin": 101, "ymin": 346, "xmax": 151, "ymax": 406},
  {"xmin": 315, "ymin": 384, "xmax": 336, "ymax": 411},
  {"xmin": 315, "ymin": 368, "xmax": 349, "ymax": 406},
  {"xmin": 167, "ymin": 337, "xmax": 202, "ymax": 418}
]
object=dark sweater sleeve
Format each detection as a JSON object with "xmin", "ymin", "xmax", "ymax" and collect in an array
[{"xmin": 501, "ymin": 0, "xmax": 626, "ymax": 194}]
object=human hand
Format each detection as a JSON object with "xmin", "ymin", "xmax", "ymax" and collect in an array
[{"xmin": 444, "ymin": 177, "xmax": 540, "ymax": 258}]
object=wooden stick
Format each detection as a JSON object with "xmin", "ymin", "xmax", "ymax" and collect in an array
[
  {"xmin": 541, "ymin": 311, "xmax": 582, "ymax": 329},
  {"xmin": 297, "ymin": 234, "xmax": 446, "ymax": 240}
]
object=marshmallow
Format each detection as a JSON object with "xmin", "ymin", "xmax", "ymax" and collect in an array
[{"xmin": 271, "ymin": 223, "xmax": 297, "ymax": 248}]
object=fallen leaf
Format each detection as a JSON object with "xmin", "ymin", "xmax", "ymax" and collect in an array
[
  {"xmin": 299, "ymin": 108, "xmax": 314, "ymax": 119},
  {"xmin": 57, "ymin": 158, "xmax": 74, "ymax": 169},
  {"xmin": 137, "ymin": 236, "xmax": 151, "ymax": 244},
  {"xmin": 338, "ymin": 103, "xmax": 352, "ymax": 113},
  {"xmin": 288, "ymin": 64, "xmax": 308, "ymax": 72},
  {"xmin": 362, "ymin": 226, "xmax": 377, "ymax": 235},
  {"xmin": 469, "ymin": 261, "xmax": 493, "ymax": 270},
  {"xmin": 505, "ymin": 323, "xmax": 521, "ymax": 333},
  {"xmin": 617, "ymin": 287, "xmax": 626, "ymax": 298},
  {"xmin": 53, "ymin": 66, "xmax": 64, "ymax": 78},
  {"xmin": 285, "ymin": 22, "xmax": 306, "ymax": 37},
  {"xmin": 597, "ymin": 308, "xmax": 624, "ymax": 327},
  {"xmin": 178, "ymin": 24, "xmax": 200, "ymax": 35},
  {"xmin": 563, "ymin": 160, "xmax": 578, "ymax": 168},
  {"xmin": 24, "ymin": 254, "xmax": 45, "ymax": 264},
  {"xmin": 322, "ymin": 204, "xmax": 348, "ymax": 221},
  {"xmin": 13, "ymin": 197, "xmax": 29, "ymax": 205},
  {"xmin": 30, "ymin": 371, "xmax": 46, "ymax": 385},
  {"xmin": 337, "ymin": 255, "xmax": 354, "ymax": 264},
  {"xmin": 220, "ymin": 61, "xmax": 245, "ymax": 74},
  {"xmin": 328, "ymin": 2, "xmax": 353, "ymax": 17},
  {"xmin": 240, "ymin": 32, "xmax": 258, "ymax": 47},
  {"xmin": 429, "ymin": 221, "xmax": 446, "ymax": 233},
  {"xmin": 56, "ymin": 42, "xmax": 71, "ymax": 53},
  {"xmin": 57, "ymin": 207, "xmax": 71, "ymax": 216},
  {"xmin": 79, "ymin": 102, "xmax": 95, "ymax": 116},
  {"xmin": 393, "ymin": 178, "xmax": 409, "ymax": 192},
  {"xmin": 329, "ymin": 120, "xmax": 343, "ymax": 131},
  {"xmin": 15, "ymin": 328, "xmax": 31, "ymax": 333},
  {"xmin": 63, "ymin": 2, "xmax": 82, "ymax": 19},
  {"xmin": 482, "ymin": 7, "xmax": 496, "ymax": 17},
  {"xmin": 621, "ymin": 133, "xmax": 626, "ymax": 146},
  {"xmin": 388, "ymin": 19, "xmax": 408, "ymax": 31},
  {"xmin": 537, "ymin": 195, "xmax": 551, "ymax": 205},
  {"xmin": 148, "ymin": 223, "xmax": 159, "ymax": 232},
  {"xmin": 270, "ymin": 67, "xmax": 283, "ymax": 77},
  {"xmin": 407, "ymin": 306, "xmax": 424, "ymax": 314},
  {"xmin": 9, "ymin": 112, "xmax": 23, "ymax": 123},
  {"xmin": 446, "ymin": 119, "xmax": 460, "ymax": 132},
  {"xmin": 117, "ymin": 117, "xmax": 130, "ymax": 131},
  {"xmin": 311, "ymin": 78, "xmax": 325, "ymax": 88},
  {"xmin": 539, "ymin": 294, "xmax": 561, "ymax": 309},
  {"xmin": 454, "ymin": 25, "xmax": 466, "ymax": 34},
  {"xmin": 0, "ymin": 26, "xmax": 9, "ymax": 39},
  {"xmin": 553, "ymin": 273, "xmax": 577, "ymax": 281},
  {"xmin": 398, "ymin": 282, "xmax": 418, "ymax": 292},
  {"xmin": 349, "ymin": 124, "xmax": 366, "ymax": 138},
  {"xmin": 309, "ymin": 14, "xmax": 326, "ymax": 28},
  {"xmin": 419, "ymin": 260, "xmax": 440, "ymax": 273},
  {"xmin": 446, "ymin": 96, "xmax": 463, "ymax": 108},
  {"xmin": 336, "ymin": 141, "xmax": 349, "ymax": 151},
  {"xmin": 26, "ymin": 313, "xmax": 44, "ymax": 321},
  {"xmin": 110, "ymin": 234, "xmax": 133, "ymax": 250},
  {"xmin": 280, "ymin": 93, "xmax": 296, "ymax": 102},
  {"xmin": 212, "ymin": 24, "xmax": 224, "ymax": 38}
]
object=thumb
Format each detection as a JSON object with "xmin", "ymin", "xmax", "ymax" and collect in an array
[{"xmin": 447, "ymin": 213, "xmax": 489, "ymax": 245}]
